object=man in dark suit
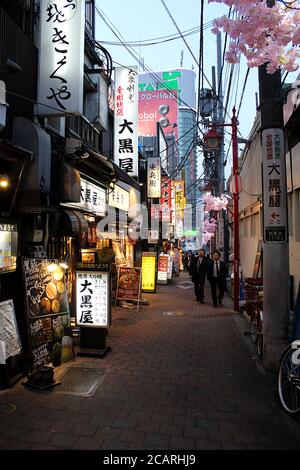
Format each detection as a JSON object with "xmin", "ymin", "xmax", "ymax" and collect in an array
[
  {"xmin": 191, "ymin": 249, "xmax": 210, "ymax": 303},
  {"xmin": 207, "ymin": 250, "xmax": 227, "ymax": 307}
]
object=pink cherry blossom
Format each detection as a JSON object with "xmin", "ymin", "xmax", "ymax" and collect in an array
[{"xmin": 209, "ymin": 0, "xmax": 300, "ymax": 73}]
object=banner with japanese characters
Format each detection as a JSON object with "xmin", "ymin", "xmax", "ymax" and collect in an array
[
  {"xmin": 147, "ymin": 157, "xmax": 161, "ymax": 199},
  {"xmin": 64, "ymin": 178, "xmax": 106, "ymax": 216},
  {"xmin": 76, "ymin": 271, "xmax": 111, "ymax": 328},
  {"xmin": 114, "ymin": 66, "xmax": 138, "ymax": 177},
  {"xmin": 160, "ymin": 177, "xmax": 172, "ymax": 222},
  {"xmin": 157, "ymin": 255, "xmax": 169, "ymax": 284},
  {"xmin": 36, "ymin": 0, "xmax": 85, "ymax": 116},
  {"xmin": 262, "ymin": 129, "xmax": 287, "ymax": 243}
]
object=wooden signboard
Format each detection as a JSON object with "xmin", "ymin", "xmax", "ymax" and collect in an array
[
  {"xmin": 116, "ymin": 266, "xmax": 142, "ymax": 311},
  {"xmin": 23, "ymin": 258, "xmax": 72, "ymax": 368}
]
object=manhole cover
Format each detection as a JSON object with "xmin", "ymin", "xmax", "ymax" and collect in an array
[
  {"xmin": 0, "ymin": 402, "xmax": 16, "ymax": 415},
  {"xmin": 55, "ymin": 367, "xmax": 107, "ymax": 397},
  {"xmin": 162, "ymin": 311, "xmax": 184, "ymax": 316}
]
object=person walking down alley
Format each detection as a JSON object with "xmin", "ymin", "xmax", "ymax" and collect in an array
[
  {"xmin": 191, "ymin": 249, "xmax": 210, "ymax": 303},
  {"xmin": 208, "ymin": 250, "xmax": 227, "ymax": 307}
]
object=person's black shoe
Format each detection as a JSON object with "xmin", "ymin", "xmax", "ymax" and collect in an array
[
  {"xmin": 200, "ymin": 300, "xmax": 204, "ymax": 304},
  {"xmin": 213, "ymin": 304, "xmax": 218, "ymax": 308},
  {"xmin": 218, "ymin": 299, "xmax": 223, "ymax": 306}
]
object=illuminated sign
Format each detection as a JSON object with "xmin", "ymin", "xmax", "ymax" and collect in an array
[
  {"xmin": 64, "ymin": 178, "xmax": 106, "ymax": 216},
  {"xmin": 109, "ymin": 184, "xmax": 130, "ymax": 212},
  {"xmin": 142, "ymin": 253, "xmax": 156, "ymax": 292},
  {"xmin": 147, "ymin": 157, "xmax": 161, "ymax": 198},
  {"xmin": 76, "ymin": 271, "xmax": 110, "ymax": 328},
  {"xmin": 161, "ymin": 177, "xmax": 172, "ymax": 222},
  {"xmin": 114, "ymin": 66, "xmax": 138, "ymax": 177},
  {"xmin": 36, "ymin": 0, "xmax": 85, "ymax": 115},
  {"xmin": 0, "ymin": 223, "xmax": 17, "ymax": 273},
  {"xmin": 157, "ymin": 255, "xmax": 169, "ymax": 284}
]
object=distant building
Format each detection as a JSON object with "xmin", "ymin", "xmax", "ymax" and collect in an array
[{"xmin": 138, "ymin": 68, "xmax": 197, "ymax": 229}]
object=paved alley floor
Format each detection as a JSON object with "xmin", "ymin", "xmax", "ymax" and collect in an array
[{"xmin": 0, "ymin": 272, "xmax": 300, "ymax": 451}]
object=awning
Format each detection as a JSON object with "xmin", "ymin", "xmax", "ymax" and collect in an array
[
  {"xmin": 61, "ymin": 210, "xmax": 88, "ymax": 234},
  {"xmin": 111, "ymin": 161, "xmax": 140, "ymax": 191}
]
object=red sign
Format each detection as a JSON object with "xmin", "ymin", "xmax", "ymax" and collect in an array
[
  {"xmin": 158, "ymin": 255, "xmax": 169, "ymax": 273},
  {"xmin": 138, "ymin": 90, "xmax": 178, "ymax": 138},
  {"xmin": 160, "ymin": 177, "xmax": 172, "ymax": 222},
  {"xmin": 116, "ymin": 267, "xmax": 141, "ymax": 301}
]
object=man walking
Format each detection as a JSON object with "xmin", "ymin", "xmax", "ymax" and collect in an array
[
  {"xmin": 208, "ymin": 250, "xmax": 227, "ymax": 307},
  {"xmin": 191, "ymin": 249, "xmax": 210, "ymax": 303}
]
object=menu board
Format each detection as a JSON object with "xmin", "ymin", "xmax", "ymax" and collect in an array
[
  {"xmin": 157, "ymin": 255, "xmax": 169, "ymax": 284},
  {"xmin": 0, "ymin": 300, "xmax": 22, "ymax": 364},
  {"xmin": 76, "ymin": 271, "xmax": 111, "ymax": 328},
  {"xmin": 142, "ymin": 253, "xmax": 156, "ymax": 292},
  {"xmin": 116, "ymin": 267, "xmax": 141, "ymax": 301},
  {"xmin": 0, "ymin": 223, "xmax": 18, "ymax": 273},
  {"xmin": 23, "ymin": 258, "xmax": 72, "ymax": 368}
]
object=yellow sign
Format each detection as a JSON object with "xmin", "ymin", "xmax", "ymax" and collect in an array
[
  {"xmin": 142, "ymin": 253, "xmax": 156, "ymax": 292},
  {"xmin": 174, "ymin": 181, "xmax": 185, "ymax": 220}
]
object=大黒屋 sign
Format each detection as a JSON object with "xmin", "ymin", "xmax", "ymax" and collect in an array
[
  {"xmin": 36, "ymin": 0, "xmax": 85, "ymax": 116},
  {"xmin": 262, "ymin": 128, "xmax": 287, "ymax": 243},
  {"xmin": 114, "ymin": 66, "xmax": 138, "ymax": 177},
  {"xmin": 64, "ymin": 178, "xmax": 106, "ymax": 216},
  {"xmin": 76, "ymin": 271, "xmax": 110, "ymax": 327}
]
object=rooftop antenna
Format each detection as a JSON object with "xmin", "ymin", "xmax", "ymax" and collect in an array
[{"xmin": 180, "ymin": 50, "xmax": 184, "ymax": 68}]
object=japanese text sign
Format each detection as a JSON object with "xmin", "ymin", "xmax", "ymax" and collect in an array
[
  {"xmin": 114, "ymin": 66, "xmax": 138, "ymax": 177},
  {"xmin": 142, "ymin": 253, "xmax": 156, "ymax": 292},
  {"xmin": 76, "ymin": 271, "xmax": 110, "ymax": 327},
  {"xmin": 116, "ymin": 267, "xmax": 141, "ymax": 301},
  {"xmin": 64, "ymin": 178, "xmax": 106, "ymax": 215},
  {"xmin": 109, "ymin": 184, "xmax": 130, "ymax": 212},
  {"xmin": 36, "ymin": 0, "xmax": 85, "ymax": 115},
  {"xmin": 160, "ymin": 177, "xmax": 172, "ymax": 222},
  {"xmin": 147, "ymin": 157, "xmax": 161, "ymax": 198},
  {"xmin": 262, "ymin": 129, "xmax": 287, "ymax": 243}
]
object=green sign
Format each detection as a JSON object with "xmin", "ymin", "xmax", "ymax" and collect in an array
[{"xmin": 183, "ymin": 230, "xmax": 198, "ymax": 237}]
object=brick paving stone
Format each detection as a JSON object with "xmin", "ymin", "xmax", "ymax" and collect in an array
[
  {"xmin": 169, "ymin": 436, "xmax": 196, "ymax": 449},
  {"xmin": 151, "ymin": 413, "xmax": 174, "ymax": 425},
  {"xmin": 221, "ymin": 442, "xmax": 248, "ymax": 450},
  {"xmin": 196, "ymin": 418, "xmax": 220, "ymax": 430},
  {"xmin": 25, "ymin": 429, "xmax": 54, "ymax": 445},
  {"xmin": 173, "ymin": 415, "xmax": 197, "ymax": 427},
  {"xmin": 73, "ymin": 436, "xmax": 104, "ymax": 450},
  {"xmin": 119, "ymin": 429, "xmax": 146, "ymax": 443},
  {"xmin": 101, "ymin": 439, "xmax": 130, "ymax": 450},
  {"xmin": 144, "ymin": 432, "xmax": 170, "ymax": 448},
  {"xmin": 160, "ymin": 423, "xmax": 184, "ymax": 437},
  {"xmin": 49, "ymin": 432, "xmax": 80, "ymax": 449},
  {"xmin": 184, "ymin": 426, "xmax": 208, "ymax": 440},
  {"xmin": 95, "ymin": 427, "xmax": 122, "ymax": 440},
  {"xmin": 69, "ymin": 423, "xmax": 99, "ymax": 437},
  {"xmin": 3, "ymin": 439, "xmax": 33, "ymax": 450},
  {"xmin": 47, "ymin": 420, "xmax": 74, "ymax": 433},
  {"xmin": 208, "ymin": 429, "xmax": 233, "ymax": 442},
  {"xmin": 195, "ymin": 439, "xmax": 222, "ymax": 450},
  {"xmin": 0, "ymin": 438, "xmax": 8, "ymax": 449},
  {"xmin": 219, "ymin": 421, "xmax": 244, "ymax": 433},
  {"xmin": 113, "ymin": 417, "xmax": 137, "ymax": 431}
]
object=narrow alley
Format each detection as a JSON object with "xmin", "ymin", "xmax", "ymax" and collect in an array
[{"xmin": 0, "ymin": 273, "xmax": 299, "ymax": 451}]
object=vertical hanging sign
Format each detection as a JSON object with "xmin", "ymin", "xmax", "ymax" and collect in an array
[
  {"xmin": 114, "ymin": 66, "xmax": 138, "ymax": 177},
  {"xmin": 36, "ymin": 0, "xmax": 85, "ymax": 116},
  {"xmin": 160, "ymin": 177, "xmax": 172, "ymax": 222},
  {"xmin": 262, "ymin": 129, "xmax": 287, "ymax": 243},
  {"xmin": 147, "ymin": 157, "xmax": 161, "ymax": 198}
]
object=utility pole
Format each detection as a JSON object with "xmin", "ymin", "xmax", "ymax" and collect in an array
[{"xmin": 259, "ymin": 0, "xmax": 289, "ymax": 370}]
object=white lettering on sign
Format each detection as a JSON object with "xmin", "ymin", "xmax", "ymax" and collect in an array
[
  {"xmin": 262, "ymin": 128, "xmax": 287, "ymax": 243},
  {"xmin": 36, "ymin": 0, "xmax": 85, "ymax": 116}
]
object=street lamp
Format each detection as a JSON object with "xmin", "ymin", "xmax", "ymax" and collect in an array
[
  {"xmin": 204, "ymin": 126, "xmax": 223, "ymax": 151},
  {"xmin": 203, "ymin": 107, "xmax": 239, "ymax": 312}
]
